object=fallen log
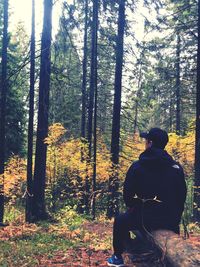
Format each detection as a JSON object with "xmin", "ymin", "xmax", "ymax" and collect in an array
[
  {"xmin": 125, "ymin": 230, "xmax": 200, "ymax": 267},
  {"xmin": 151, "ymin": 230, "xmax": 200, "ymax": 267}
]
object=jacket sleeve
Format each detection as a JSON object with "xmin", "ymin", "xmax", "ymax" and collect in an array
[{"xmin": 123, "ymin": 163, "xmax": 138, "ymax": 208}]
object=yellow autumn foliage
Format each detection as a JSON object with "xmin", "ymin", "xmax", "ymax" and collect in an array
[
  {"xmin": 166, "ymin": 131, "xmax": 195, "ymax": 176},
  {"xmin": 45, "ymin": 123, "xmax": 67, "ymax": 145},
  {"xmin": 120, "ymin": 133, "xmax": 144, "ymax": 180},
  {"xmin": 2, "ymin": 122, "xmax": 195, "ymax": 206},
  {"xmin": 121, "ymin": 130, "xmax": 195, "ymax": 178},
  {"xmin": 45, "ymin": 123, "xmax": 195, "ymax": 189},
  {"xmin": 4, "ymin": 156, "xmax": 26, "ymax": 198},
  {"xmin": 45, "ymin": 123, "xmax": 112, "ymax": 186}
]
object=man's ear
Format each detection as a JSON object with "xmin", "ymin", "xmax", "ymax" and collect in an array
[
  {"xmin": 149, "ymin": 140, "xmax": 153, "ymax": 147},
  {"xmin": 145, "ymin": 139, "xmax": 152, "ymax": 149}
]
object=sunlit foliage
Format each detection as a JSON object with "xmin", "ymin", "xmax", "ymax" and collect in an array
[
  {"xmin": 4, "ymin": 156, "xmax": 26, "ymax": 202},
  {"xmin": 2, "ymin": 122, "xmax": 195, "ymax": 216}
]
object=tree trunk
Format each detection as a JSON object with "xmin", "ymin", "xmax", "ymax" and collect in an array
[
  {"xmin": 92, "ymin": 55, "xmax": 98, "ymax": 220},
  {"xmin": 91, "ymin": 0, "xmax": 98, "ymax": 220},
  {"xmin": 169, "ymin": 88, "xmax": 173, "ymax": 132},
  {"xmin": 107, "ymin": 0, "xmax": 126, "ymax": 218},
  {"xmin": 85, "ymin": 0, "xmax": 98, "ymax": 214},
  {"xmin": 0, "ymin": 0, "xmax": 8, "ymax": 223},
  {"xmin": 176, "ymin": 30, "xmax": 181, "ymax": 135},
  {"xmin": 26, "ymin": 0, "xmax": 35, "ymax": 223},
  {"xmin": 81, "ymin": 0, "xmax": 88, "ymax": 140},
  {"xmin": 194, "ymin": 0, "xmax": 200, "ymax": 222},
  {"xmin": 32, "ymin": 0, "xmax": 53, "ymax": 221},
  {"xmin": 133, "ymin": 52, "xmax": 143, "ymax": 134},
  {"xmin": 87, "ymin": 0, "xmax": 98, "ymax": 157},
  {"xmin": 126, "ymin": 230, "xmax": 200, "ymax": 267},
  {"xmin": 151, "ymin": 230, "xmax": 200, "ymax": 267},
  {"xmin": 79, "ymin": 0, "xmax": 88, "ymax": 214}
]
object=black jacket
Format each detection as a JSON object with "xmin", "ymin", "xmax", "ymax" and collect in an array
[{"xmin": 123, "ymin": 147, "xmax": 187, "ymax": 233}]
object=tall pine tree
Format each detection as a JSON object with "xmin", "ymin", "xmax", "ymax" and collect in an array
[
  {"xmin": 107, "ymin": 0, "xmax": 126, "ymax": 217},
  {"xmin": 26, "ymin": 0, "xmax": 35, "ymax": 223},
  {"xmin": 0, "ymin": 0, "xmax": 8, "ymax": 224},
  {"xmin": 32, "ymin": 0, "xmax": 53, "ymax": 221},
  {"xmin": 194, "ymin": 0, "xmax": 200, "ymax": 222}
]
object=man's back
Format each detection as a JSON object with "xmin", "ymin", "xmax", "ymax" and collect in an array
[
  {"xmin": 123, "ymin": 147, "xmax": 187, "ymax": 233},
  {"xmin": 107, "ymin": 128, "xmax": 187, "ymax": 266}
]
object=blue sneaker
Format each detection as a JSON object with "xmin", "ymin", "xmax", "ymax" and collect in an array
[{"xmin": 107, "ymin": 255, "xmax": 125, "ymax": 266}]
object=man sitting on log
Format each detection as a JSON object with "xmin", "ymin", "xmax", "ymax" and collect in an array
[{"xmin": 107, "ymin": 127, "xmax": 187, "ymax": 267}]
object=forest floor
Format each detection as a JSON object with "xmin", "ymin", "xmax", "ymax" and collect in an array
[{"xmin": 0, "ymin": 215, "xmax": 200, "ymax": 267}]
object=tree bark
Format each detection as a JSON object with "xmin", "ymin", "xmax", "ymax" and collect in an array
[
  {"xmin": 133, "ymin": 51, "xmax": 144, "ymax": 134},
  {"xmin": 85, "ymin": 0, "xmax": 98, "ymax": 214},
  {"xmin": 194, "ymin": 0, "xmax": 200, "ymax": 222},
  {"xmin": 87, "ymin": 0, "xmax": 98, "ymax": 157},
  {"xmin": 81, "ymin": 0, "xmax": 88, "ymax": 140},
  {"xmin": 0, "ymin": 0, "xmax": 8, "ymax": 223},
  {"xmin": 176, "ymin": 30, "xmax": 181, "ymax": 135},
  {"xmin": 26, "ymin": 0, "xmax": 35, "ymax": 223},
  {"xmin": 169, "ymin": 89, "xmax": 173, "ymax": 132},
  {"xmin": 32, "ymin": 0, "xmax": 53, "ymax": 221},
  {"xmin": 92, "ymin": 52, "xmax": 98, "ymax": 220},
  {"xmin": 79, "ymin": 0, "xmax": 88, "ymax": 214},
  {"xmin": 107, "ymin": 0, "xmax": 126, "ymax": 218},
  {"xmin": 126, "ymin": 230, "xmax": 200, "ymax": 267},
  {"xmin": 151, "ymin": 230, "xmax": 200, "ymax": 267}
]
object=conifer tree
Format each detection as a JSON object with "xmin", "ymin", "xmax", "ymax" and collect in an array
[
  {"xmin": 107, "ymin": 0, "xmax": 126, "ymax": 217},
  {"xmin": 175, "ymin": 30, "xmax": 181, "ymax": 135},
  {"xmin": 32, "ymin": 0, "xmax": 53, "ymax": 221},
  {"xmin": 81, "ymin": 0, "xmax": 88, "ymax": 140},
  {"xmin": 194, "ymin": 0, "xmax": 200, "ymax": 222},
  {"xmin": 0, "ymin": 0, "xmax": 8, "ymax": 223},
  {"xmin": 26, "ymin": 0, "xmax": 35, "ymax": 223},
  {"xmin": 87, "ymin": 0, "xmax": 98, "ymax": 157}
]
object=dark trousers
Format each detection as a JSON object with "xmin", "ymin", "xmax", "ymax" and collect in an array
[
  {"xmin": 113, "ymin": 211, "xmax": 180, "ymax": 256},
  {"xmin": 113, "ymin": 210, "xmax": 144, "ymax": 256}
]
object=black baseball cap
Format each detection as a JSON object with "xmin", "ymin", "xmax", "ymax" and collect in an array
[{"xmin": 140, "ymin": 128, "xmax": 169, "ymax": 149}]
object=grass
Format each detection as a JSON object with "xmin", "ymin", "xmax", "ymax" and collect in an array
[
  {"xmin": 1, "ymin": 204, "xmax": 198, "ymax": 267},
  {"xmin": 0, "ymin": 206, "xmax": 88, "ymax": 267},
  {"xmin": 0, "ymin": 225, "xmax": 84, "ymax": 266}
]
